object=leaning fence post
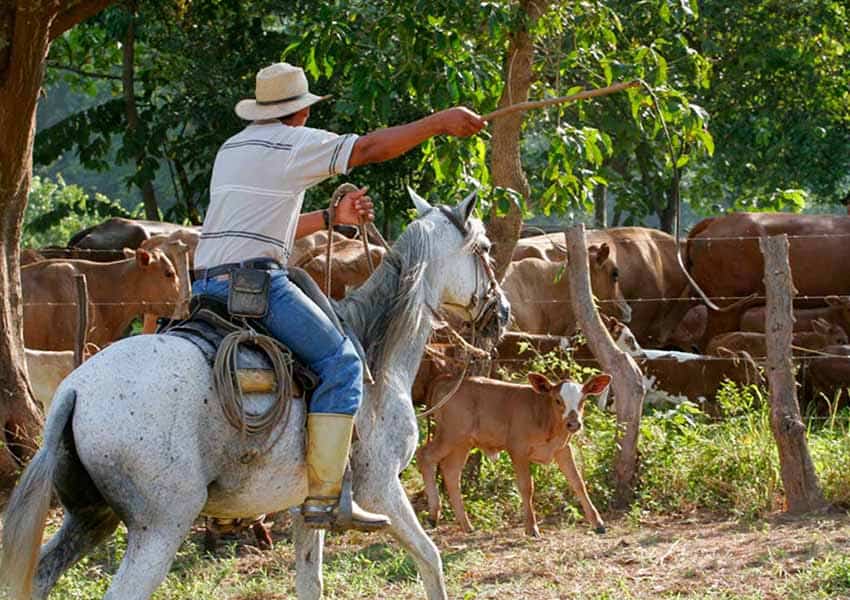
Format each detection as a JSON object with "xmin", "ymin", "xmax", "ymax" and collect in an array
[
  {"xmin": 760, "ymin": 234, "xmax": 828, "ymax": 513},
  {"xmin": 74, "ymin": 274, "xmax": 89, "ymax": 367},
  {"xmin": 565, "ymin": 225, "xmax": 646, "ymax": 507}
]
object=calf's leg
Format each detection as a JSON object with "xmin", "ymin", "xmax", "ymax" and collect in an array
[
  {"xmin": 439, "ymin": 446, "xmax": 473, "ymax": 532},
  {"xmin": 555, "ymin": 444, "xmax": 605, "ymax": 533},
  {"xmin": 509, "ymin": 453, "xmax": 539, "ymax": 537},
  {"xmin": 416, "ymin": 434, "xmax": 456, "ymax": 526}
]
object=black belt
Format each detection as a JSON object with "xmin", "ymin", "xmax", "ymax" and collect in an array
[{"xmin": 191, "ymin": 258, "xmax": 284, "ymax": 282}]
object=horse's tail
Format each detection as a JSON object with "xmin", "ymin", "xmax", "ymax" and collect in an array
[{"xmin": 0, "ymin": 388, "xmax": 76, "ymax": 600}]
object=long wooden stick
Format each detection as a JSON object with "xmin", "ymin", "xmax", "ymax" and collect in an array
[{"xmin": 482, "ymin": 80, "xmax": 641, "ymax": 122}]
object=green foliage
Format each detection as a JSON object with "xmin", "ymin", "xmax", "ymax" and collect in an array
[
  {"xmin": 691, "ymin": 0, "xmax": 850, "ymax": 212},
  {"xmin": 38, "ymin": 0, "xmax": 849, "ymax": 237},
  {"xmin": 22, "ymin": 176, "xmax": 133, "ymax": 248}
]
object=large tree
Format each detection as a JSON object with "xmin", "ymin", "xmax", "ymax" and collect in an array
[{"xmin": 0, "ymin": 0, "xmax": 117, "ymax": 486}]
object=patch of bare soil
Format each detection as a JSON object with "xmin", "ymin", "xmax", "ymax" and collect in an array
[
  {"xmin": 426, "ymin": 510, "xmax": 850, "ymax": 599},
  {"xmin": 226, "ymin": 509, "xmax": 850, "ymax": 599}
]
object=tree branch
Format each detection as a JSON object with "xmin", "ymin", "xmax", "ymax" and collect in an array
[
  {"xmin": 50, "ymin": 0, "xmax": 118, "ymax": 41},
  {"xmin": 46, "ymin": 60, "xmax": 122, "ymax": 81}
]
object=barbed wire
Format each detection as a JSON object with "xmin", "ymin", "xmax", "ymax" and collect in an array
[
  {"xmin": 20, "ymin": 227, "xmax": 850, "ymax": 258},
  {"xmin": 23, "ymin": 301, "xmax": 178, "ymax": 308}
]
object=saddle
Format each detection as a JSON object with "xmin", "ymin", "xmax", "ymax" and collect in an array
[
  {"xmin": 165, "ymin": 297, "xmax": 318, "ymax": 397},
  {"xmin": 161, "ymin": 266, "xmax": 368, "ymax": 398}
]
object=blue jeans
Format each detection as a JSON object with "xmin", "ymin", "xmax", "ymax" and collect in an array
[{"xmin": 192, "ymin": 270, "xmax": 362, "ymax": 415}]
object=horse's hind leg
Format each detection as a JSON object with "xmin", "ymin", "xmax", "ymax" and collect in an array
[
  {"xmin": 33, "ymin": 505, "xmax": 120, "ymax": 599},
  {"xmin": 103, "ymin": 490, "xmax": 206, "ymax": 600}
]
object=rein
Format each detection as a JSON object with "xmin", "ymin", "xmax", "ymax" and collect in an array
[{"xmin": 324, "ymin": 184, "xmax": 392, "ymax": 296}]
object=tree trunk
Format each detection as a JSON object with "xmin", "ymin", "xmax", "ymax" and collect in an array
[
  {"xmin": 760, "ymin": 234, "xmax": 828, "ymax": 514},
  {"xmin": 0, "ymin": 3, "xmax": 52, "ymax": 487},
  {"xmin": 657, "ymin": 185, "xmax": 676, "ymax": 234},
  {"xmin": 593, "ymin": 184, "xmax": 608, "ymax": 228},
  {"xmin": 486, "ymin": 0, "xmax": 551, "ymax": 281},
  {"xmin": 565, "ymin": 225, "xmax": 646, "ymax": 507},
  {"xmin": 0, "ymin": 0, "xmax": 118, "ymax": 490},
  {"xmin": 173, "ymin": 158, "xmax": 201, "ymax": 224},
  {"xmin": 122, "ymin": 8, "xmax": 159, "ymax": 221}
]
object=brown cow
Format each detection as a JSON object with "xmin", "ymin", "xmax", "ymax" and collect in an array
[
  {"xmin": 299, "ymin": 238, "xmax": 385, "ymax": 299},
  {"xmin": 139, "ymin": 228, "xmax": 200, "ymax": 269},
  {"xmin": 706, "ymin": 319, "xmax": 848, "ymax": 358},
  {"xmin": 800, "ymin": 345, "xmax": 850, "ymax": 410},
  {"xmin": 687, "ymin": 213, "xmax": 850, "ymax": 347},
  {"xmin": 22, "ymin": 249, "xmax": 180, "ymax": 350},
  {"xmin": 740, "ymin": 296, "xmax": 850, "ymax": 333},
  {"xmin": 289, "ymin": 230, "xmax": 349, "ymax": 266},
  {"xmin": 503, "ymin": 246, "xmax": 631, "ymax": 335},
  {"xmin": 514, "ymin": 228, "xmax": 691, "ymax": 348},
  {"xmin": 417, "ymin": 372, "xmax": 612, "ymax": 537}
]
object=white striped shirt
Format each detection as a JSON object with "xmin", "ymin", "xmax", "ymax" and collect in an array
[{"xmin": 195, "ymin": 122, "xmax": 358, "ymax": 269}]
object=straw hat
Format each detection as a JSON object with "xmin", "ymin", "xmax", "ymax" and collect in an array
[{"xmin": 235, "ymin": 63, "xmax": 330, "ymax": 121}]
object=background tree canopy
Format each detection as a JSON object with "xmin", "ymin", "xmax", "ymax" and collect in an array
[{"xmin": 29, "ymin": 0, "xmax": 850, "ymax": 244}]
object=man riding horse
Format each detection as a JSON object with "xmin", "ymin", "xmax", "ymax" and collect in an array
[{"xmin": 192, "ymin": 62, "xmax": 485, "ymax": 531}]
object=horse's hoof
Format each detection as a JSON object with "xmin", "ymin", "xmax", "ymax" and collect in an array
[
  {"xmin": 526, "ymin": 527, "xmax": 541, "ymax": 538},
  {"xmin": 594, "ymin": 525, "xmax": 607, "ymax": 535}
]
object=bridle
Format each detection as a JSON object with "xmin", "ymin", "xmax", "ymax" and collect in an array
[{"xmin": 416, "ymin": 206, "xmax": 504, "ymax": 420}]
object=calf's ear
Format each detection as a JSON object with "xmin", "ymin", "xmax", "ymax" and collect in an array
[
  {"xmin": 136, "ymin": 248, "xmax": 153, "ymax": 267},
  {"xmin": 527, "ymin": 372, "xmax": 554, "ymax": 393},
  {"xmin": 582, "ymin": 373, "xmax": 612, "ymax": 396}
]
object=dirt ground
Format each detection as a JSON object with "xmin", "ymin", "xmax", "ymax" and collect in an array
[{"xmin": 217, "ymin": 509, "xmax": 850, "ymax": 599}]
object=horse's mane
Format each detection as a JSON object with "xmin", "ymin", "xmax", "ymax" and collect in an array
[{"xmin": 339, "ymin": 208, "xmax": 485, "ymax": 394}]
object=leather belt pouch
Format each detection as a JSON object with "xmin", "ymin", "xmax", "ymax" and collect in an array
[{"xmin": 228, "ymin": 268, "xmax": 271, "ymax": 318}]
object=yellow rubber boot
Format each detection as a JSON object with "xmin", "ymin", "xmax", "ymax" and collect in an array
[{"xmin": 301, "ymin": 413, "xmax": 390, "ymax": 531}]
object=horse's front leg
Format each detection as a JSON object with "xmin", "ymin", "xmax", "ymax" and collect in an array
[
  {"xmin": 293, "ymin": 513, "xmax": 325, "ymax": 600},
  {"xmin": 359, "ymin": 476, "xmax": 447, "ymax": 600}
]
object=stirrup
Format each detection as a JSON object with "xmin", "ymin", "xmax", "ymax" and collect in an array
[{"xmin": 301, "ymin": 466, "xmax": 390, "ymax": 532}]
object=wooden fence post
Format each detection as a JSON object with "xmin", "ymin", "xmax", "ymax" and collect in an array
[
  {"xmin": 760, "ymin": 234, "xmax": 828, "ymax": 513},
  {"xmin": 74, "ymin": 274, "xmax": 89, "ymax": 367},
  {"xmin": 171, "ymin": 242, "xmax": 192, "ymax": 320},
  {"xmin": 565, "ymin": 225, "xmax": 646, "ymax": 507}
]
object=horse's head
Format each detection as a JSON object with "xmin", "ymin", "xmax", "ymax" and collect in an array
[{"xmin": 407, "ymin": 186, "xmax": 511, "ymax": 342}]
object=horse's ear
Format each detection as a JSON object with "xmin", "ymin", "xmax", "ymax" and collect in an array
[
  {"xmin": 407, "ymin": 186, "xmax": 432, "ymax": 216},
  {"xmin": 456, "ymin": 188, "xmax": 478, "ymax": 223}
]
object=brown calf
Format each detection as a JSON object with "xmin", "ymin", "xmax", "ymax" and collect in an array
[
  {"xmin": 706, "ymin": 319, "xmax": 848, "ymax": 358},
  {"xmin": 416, "ymin": 372, "xmax": 611, "ymax": 537},
  {"xmin": 740, "ymin": 296, "xmax": 850, "ymax": 333},
  {"xmin": 23, "ymin": 249, "xmax": 180, "ymax": 351}
]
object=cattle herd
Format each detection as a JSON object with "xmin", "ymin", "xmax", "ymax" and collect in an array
[{"xmin": 18, "ymin": 211, "xmax": 850, "ymax": 535}]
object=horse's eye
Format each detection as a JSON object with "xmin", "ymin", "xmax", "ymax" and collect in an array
[{"xmin": 612, "ymin": 268, "xmax": 619, "ymax": 281}]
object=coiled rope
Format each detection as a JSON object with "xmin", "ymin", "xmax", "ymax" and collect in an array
[{"xmin": 213, "ymin": 329, "xmax": 295, "ymax": 461}]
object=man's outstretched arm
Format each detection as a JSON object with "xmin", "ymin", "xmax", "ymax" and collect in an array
[{"xmin": 348, "ymin": 107, "xmax": 485, "ymax": 169}]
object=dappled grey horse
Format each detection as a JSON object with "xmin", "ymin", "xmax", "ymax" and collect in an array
[{"xmin": 0, "ymin": 188, "xmax": 510, "ymax": 600}]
